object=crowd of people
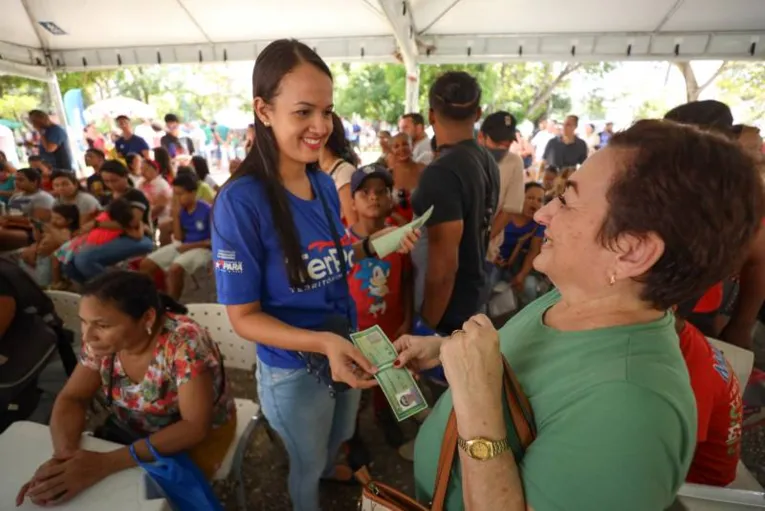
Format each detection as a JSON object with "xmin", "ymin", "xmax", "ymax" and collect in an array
[{"xmin": 3, "ymin": 36, "xmax": 765, "ymax": 511}]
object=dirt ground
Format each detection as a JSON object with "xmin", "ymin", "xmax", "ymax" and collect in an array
[{"xmin": 213, "ymin": 369, "xmax": 419, "ymax": 510}]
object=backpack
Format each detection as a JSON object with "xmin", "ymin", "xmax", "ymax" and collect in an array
[{"xmin": 0, "ymin": 257, "xmax": 76, "ymax": 432}]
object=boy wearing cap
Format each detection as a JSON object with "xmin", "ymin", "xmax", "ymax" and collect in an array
[{"xmin": 347, "ymin": 163, "xmax": 413, "ymax": 446}]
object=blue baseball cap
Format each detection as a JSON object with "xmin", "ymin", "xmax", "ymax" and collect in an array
[{"xmin": 350, "ymin": 163, "xmax": 394, "ymax": 194}]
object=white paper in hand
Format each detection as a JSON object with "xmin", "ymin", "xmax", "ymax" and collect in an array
[{"xmin": 371, "ymin": 205, "xmax": 434, "ymax": 259}]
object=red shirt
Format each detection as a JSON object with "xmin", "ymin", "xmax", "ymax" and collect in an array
[
  {"xmin": 679, "ymin": 322, "xmax": 742, "ymax": 486},
  {"xmin": 347, "ymin": 227, "xmax": 410, "ymax": 338},
  {"xmin": 693, "ymin": 281, "xmax": 723, "ymax": 313},
  {"xmin": 392, "ymin": 189, "xmax": 414, "ymax": 225}
]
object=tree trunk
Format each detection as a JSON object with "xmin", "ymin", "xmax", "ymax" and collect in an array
[
  {"xmin": 524, "ymin": 62, "xmax": 583, "ymax": 119},
  {"xmin": 674, "ymin": 61, "xmax": 728, "ymax": 102}
]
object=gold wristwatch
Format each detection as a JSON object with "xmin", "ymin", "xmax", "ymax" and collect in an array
[{"xmin": 457, "ymin": 436, "xmax": 510, "ymax": 461}]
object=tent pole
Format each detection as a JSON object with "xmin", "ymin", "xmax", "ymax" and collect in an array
[
  {"xmin": 46, "ymin": 68, "xmax": 67, "ymax": 128},
  {"xmin": 45, "ymin": 63, "xmax": 80, "ymax": 174},
  {"xmin": 404, "ymin": 63, "xmax": 420, "ymax": 113}
]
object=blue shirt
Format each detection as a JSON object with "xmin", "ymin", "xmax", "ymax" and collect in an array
[
  {"xmin": 0, "ymin": 175, "xmax": 15, "ymax": 204},
  {"xmin": 115, "ymin": 135, "xmax": 149, "ymax": 158},
  {"xmin": 212, "ymin": 170, "xmax": 356, "ymax": 369},
  {"xmin": 499, "ymin": 220, "xmax": 544, "ymax": 260},
  {"xmin": 40, "ymin": 124, "xmax": 73, "ymax": 170},
  {"xmin": 180, "ymin": 200, "xmax": 212, "ymax": 243}
]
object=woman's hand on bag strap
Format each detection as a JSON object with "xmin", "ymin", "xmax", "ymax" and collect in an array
[{"xmin": 441, "ymin": 315, "xmax": 505, "ymax": 437}]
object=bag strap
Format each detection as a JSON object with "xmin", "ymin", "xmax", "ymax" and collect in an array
[
  {"xmin": 312, "ymin": 172, "xmax": 353, "ymax": 324},
  {"xmin": 328, "ymin": 159, "xmax": 344, "ymax": 178},
  {"xmin": 430, "ymin": 356, "xmax": 536, "ymax": 510}
]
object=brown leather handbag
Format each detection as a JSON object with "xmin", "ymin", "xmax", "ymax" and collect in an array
[{"xmin": 355, "ymin": 357, "xmax": 537, "ymax": 511}]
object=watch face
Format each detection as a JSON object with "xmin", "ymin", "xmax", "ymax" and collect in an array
[{"xmin": 469, "ymin": 441, "xmax": 491, "ymax": 460}]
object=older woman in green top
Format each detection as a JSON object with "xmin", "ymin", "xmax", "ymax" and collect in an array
[{"xmin": 394, "ymin": 120, "xmax": 764, "ymax": 511}]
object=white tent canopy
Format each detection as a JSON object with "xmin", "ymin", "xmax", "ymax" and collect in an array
[{"xmin": 1, "ymin": 0, "xmax": 764, "ymax": 79}]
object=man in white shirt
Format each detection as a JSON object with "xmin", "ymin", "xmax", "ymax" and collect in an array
[
  {"xmin": 399, "ymin": 113, "xmax": 433, "ymax": 165},
  {"xmin": 531, "ymin": 118, "xmax": 558, "ymax": 163},
  {"xmin": 0, "ymin": 125, "xmax": 19, "ymax": 168},
  {"xmin": 477, "ymin": 111, "xmax": 525, "ymax": 264}
]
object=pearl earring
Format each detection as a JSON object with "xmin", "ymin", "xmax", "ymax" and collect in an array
[
  {"xmin": 146, "ymin": 325, "xmax": 152, "ymax": 336},
  {"xmin": 609, "ymin": 274, "xmax": 616, "ymax": 286},
  {"xmin": 263, "ymin": 120, "xmax": 271, "ymax": 127}
]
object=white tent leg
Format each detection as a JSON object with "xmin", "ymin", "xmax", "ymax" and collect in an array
[
  {"xmin": 404, "ymin": 64, "xmax": 420, "ymax": 114},
  {"xmin": 46, "ymin": 68, "xmax": 81, "ymax": 174}
]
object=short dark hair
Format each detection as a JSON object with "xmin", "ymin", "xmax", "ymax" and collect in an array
[
  {"xmin": 0, "ymin": 150, "xmax": 6, "ymax": 161},
  {"xmin": 164, "ymin": 113, "xmax": 179, "ymax": 124},
  {"xmin": 664, "ymin": 100, "xmax": 734, "ymax": 137},
  {"xmin": 115, "ymin": 115, "xmax": 130, "ymax": 122},
  {"xmin": 191, "ymin": 155, "xmax": 210, "ymax": 180},
  {"xmin": 100, "ymin": 160, "xmax": 129, "ymax": 177},
  {"xmin": 52, "ymin": 203, "xmax": 80, "ymax": 231},
  {"xmin": 173, "ymin": 167, "xmax": 200, "ymax": 192},
  {"xmin": 28, "ymin": 110, "xmax": 46, "ymax": 118},
  {"xmin": 525, "ymin": 182, "xmax": 543, "ymax": 192},
  {"xmin": 51, "ymin": 169, "xmax": 79, "ymax": 186},
  {"xmin": 17, "ymin": 167, "xmax": 42, "ymax": 184},
  {"xmin": 105, "ymin": 198, "xmax": 136, "ymax": 228},
  {"xmin": 27, "ymin": 155, "xmax": 50, "ymax": 167},
  {"xmin": 85, "ymin": 148, "xmax": 106, "ymax": 160},
  {"xmin": 544, "ymin": 165, "xmax": 559, "ymax": 174},
  {"xmin": 567, "ymin": 115, "xmax": 580, "ymax": 125},
  {"xmin": 402, "ymin": 113, "xmax": 425, "ymax": 126},
  {"xmin": 429, "ymin": 71, "xmax": 481, "ymax": 121},
  {"xmin": 602, "ymin": 119, "xmax": 764, "ymax": 309}
]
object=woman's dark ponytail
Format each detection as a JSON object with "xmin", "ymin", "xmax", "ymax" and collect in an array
[
  {"xmin": 215, "ymin": 39, "xmax": 333, "ymax": 288},
  {"xmin": 158, "ymin": 294, "xmax": 188, "ymax": 315},
  {"xmin": 81, "ymin": 270, "xmax": 187, "ymax": 319}
]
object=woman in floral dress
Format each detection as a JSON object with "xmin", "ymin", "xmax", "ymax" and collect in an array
[{"xmin": 16, "ymin": 270, "xmax": 236, "ymax": 507}]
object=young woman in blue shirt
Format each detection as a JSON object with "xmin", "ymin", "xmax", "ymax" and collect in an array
[{"xmin": 212, "ymin": 39, "xmax": 415, "ymax": 511}]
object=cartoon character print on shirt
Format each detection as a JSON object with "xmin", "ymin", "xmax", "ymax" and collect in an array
[
  {"xmin": 709, "ymin": 341, "xmax": 743, "ymax": 457},
  {"xmin": 354, "ymin": 259, "xmax": 391, "ymax": 317}
]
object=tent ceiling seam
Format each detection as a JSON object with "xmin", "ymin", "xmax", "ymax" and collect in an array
[
  {"xmin": 654, "ymin": 0, "xmax": 685, "ymax": 33},
  {"xmin": 175, "ymin": 0, "xmax": 214, "ymax": 44},
  {"xmin": 418, "ymin": 0, "xmax": 464, "ymax": 35}
]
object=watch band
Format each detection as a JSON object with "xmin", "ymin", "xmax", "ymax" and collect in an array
[{"xmin": 457, "ymin": 436, "xmax": 511, "ymax": 460}]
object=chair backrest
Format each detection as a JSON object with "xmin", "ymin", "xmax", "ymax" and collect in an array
[
  {"xmin": 45, "ymin": 290, "xmax": 82, "ymax": 339},
  {"xmin": 185, "ymin": 303, "xmax": 257, "ymax": 372},
  {"xmin": 707, "ymin": 337, "xmax": 755, "ymax": 387}
]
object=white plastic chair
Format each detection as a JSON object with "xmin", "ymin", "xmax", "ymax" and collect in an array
[
  {"xmin": 45, "ymin": 290, "xmax": 82, "ymax": 343},
  {"xmin": 185, "ymin": 303, "xmax": 261, "ymax": 511},
  {"xmin": 677, "ymin": 338, "xmax": 762, "ymax": 509}
]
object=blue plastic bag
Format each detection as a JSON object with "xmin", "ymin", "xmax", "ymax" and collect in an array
[{"xmin": 129, "ymin": 438, "xmax": 224, "ymax": 511}]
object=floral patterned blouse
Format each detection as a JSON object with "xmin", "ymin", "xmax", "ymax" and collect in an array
[{"xmin": 81, "ymin": 312, "xmax": 236, "ymax": 436}]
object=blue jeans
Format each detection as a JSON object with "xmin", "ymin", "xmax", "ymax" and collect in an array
[
  {"xmin": 64, "ymin": 236, "xmax": 153, "ymax": 283},
  {"xmin": 256, "ymin": 360, "xmax": 361, "ymax": 511}
]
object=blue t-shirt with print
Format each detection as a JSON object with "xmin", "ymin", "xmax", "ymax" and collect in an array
[
  {"xmin": 115, "ymin": 135, "xmax": 149, "ymax": 158},
  {"xmin": 180, "ymin": 200, "xmax": 211, "ymax": 243},
  {"xmin": 499, "ymin": 220, "xmax": 545, "ymax": 260},
  {"xmin": 212, "ymin": 170, "xmax": 356, "ymax": 369}
]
